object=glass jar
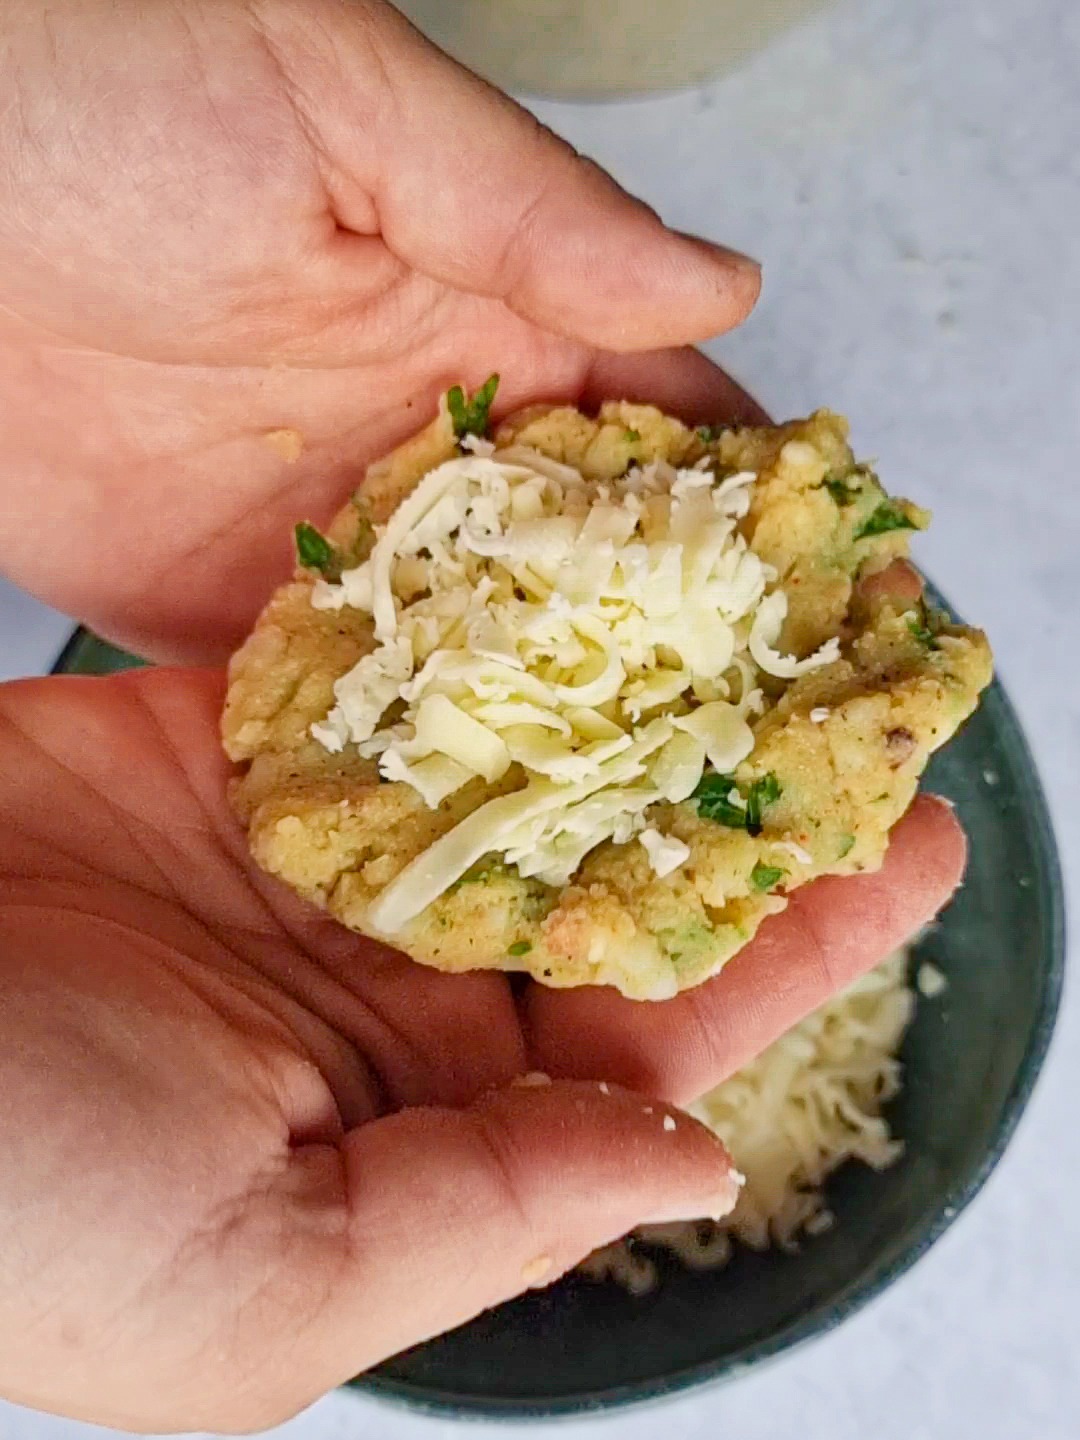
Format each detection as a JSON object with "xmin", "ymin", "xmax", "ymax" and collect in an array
[{"xmin": 395, "ymin": 0, "xmax": 834, "ymax": 99}]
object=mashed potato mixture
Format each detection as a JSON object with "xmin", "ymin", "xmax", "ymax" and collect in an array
[{"xmin": 224, "ymin": 381, "xmax": 991, "ymax": 999}]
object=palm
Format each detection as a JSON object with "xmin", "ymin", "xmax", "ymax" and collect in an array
[
  {"xmin": 0, "ymin": 667, "xmax": 961, "ymax": 1427},
  {"xmin": 0, "ymin": 667, "xmax": 538, "ymax": 1425},
  {"xmin": 0, "ymin": 0, "xmax": 759, "ymax": 664}
]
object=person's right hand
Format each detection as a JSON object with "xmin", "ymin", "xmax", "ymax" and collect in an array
[
  {"xmin": 0, "ymin": 667, "xmax": 965, "ymax": 1432},
  {"xmin": 0, "ymin": 6, "xmax": 971, "ymax": 1432},
  {"xmin": 0, "ymin": 0, "xmax": 761, "ymax": 665}
]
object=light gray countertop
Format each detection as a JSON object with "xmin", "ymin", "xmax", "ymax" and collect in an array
[{"xmin": 2, "ymin": 0, "xmax": 1077, "ymax": 1436}]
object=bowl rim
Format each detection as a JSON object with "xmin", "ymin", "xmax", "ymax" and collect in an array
[{"xmin": 52, "ymin": 627, "xmax": 1066, "ymax": 1421}]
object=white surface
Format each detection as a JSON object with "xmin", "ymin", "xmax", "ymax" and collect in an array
[
  {"xmin": 0, "ymin": 578, "xmax": 75, "ymax": 682},
  {"xmin": 1, "ymin": 0, "xmax": 1077, "ymax": 1436}
]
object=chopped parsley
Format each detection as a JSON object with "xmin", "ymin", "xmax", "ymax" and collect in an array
[
  {"xmin": 696, "ymin": 424, "xmax": 723, "ymax": 443},
  {"xmin": 508, "ymin": 940, "xmax": 532, "ymax": 956},
  {"xmin": 624, "ymin": 428, "xmax": 641, "ymax": 443},
  {"xmin": 447, "ymin": 373, "xmax": 500, "ymax": 438},
  {"xmin": 744, "ymin": 773, "xmax": 782, "ymax": 835},
  {"xmin": 693, "ymin": 773, "xmax": 748, "ymax": 827},
  {"xmin": 837, "ymin": 833, "xmax": 856, "ymax": 858},
  {"xmin": 824, "ymin": 463, "xmax": 873, "ymax": 506},
  {"xmin": 447, "ymin": 862, "xmax": 498, "ymax": 892},
  {"xmin": 824, "ymin": 475, "xmax": 856, "ymax": 505},
  {"xmin": 294, "ymin": 521, "xmax": 340, "ymax": 578},
  {"xmin": 908, "ymin": 616, "xmax": 941, "ymax": 650},
  {"xmin": 693, "ymin": 771, "xmax": 782, "ymax": 837},
  {"xmin": 854, "ymin": 500, "xmax": 918, "ymax": 541},
  {"xmin": 750, "ymin": 862, "xmax": 786, "ymax": 892}
]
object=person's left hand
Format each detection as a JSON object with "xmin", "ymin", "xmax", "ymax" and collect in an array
[{"xmin": 0, "ymin": 667, "xmax": 963, "ymax": 1430}]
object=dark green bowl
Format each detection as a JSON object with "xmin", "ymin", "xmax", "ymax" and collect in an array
[{"xmin": 56, "ymin": 627, "xmax": 1065, "ymax": 1419}]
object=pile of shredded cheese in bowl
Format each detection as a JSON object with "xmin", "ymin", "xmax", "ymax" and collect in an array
[{"xmin": 581, "ymin": 945, "xmax": 921, "ymax": 1294}]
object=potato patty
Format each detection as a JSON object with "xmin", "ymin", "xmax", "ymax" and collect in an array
[{"xmin": 223, "ymin": 395, "xmax": 991, "ymax": 1000}]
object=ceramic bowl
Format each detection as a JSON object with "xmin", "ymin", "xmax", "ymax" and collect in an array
[{"xmin": 55, "ymin": 626, "xmax": 1064, "ymax": 1419}]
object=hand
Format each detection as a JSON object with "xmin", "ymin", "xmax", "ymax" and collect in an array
[
  {"xmin": 0, "ymin": 0, "xmax": 761, "ymax": 664},
  {"xmin": 0, "ymin": 4, "xmax": 966, "ymax": 1430},
  {"xmin": 0, "ymin": 669, "xmax": 963, "ymax": 1430}
]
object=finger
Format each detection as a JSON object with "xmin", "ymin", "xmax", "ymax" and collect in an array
[
  {"xmin": 261, "ymin": 0, "xmax": 760, "ymax": 350},
  {"xmin": 280, "ymin": 1081, "xmax": 739, "ymax": 1409},
  {"xmin": 579, "ymin": 346, "xmax": 771, "ymax": 426},
  {"xmin": 524, "ymin": 795, "xmax": 966, "ymax": 1106}
]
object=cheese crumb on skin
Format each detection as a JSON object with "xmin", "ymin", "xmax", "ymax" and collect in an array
[
  {"xmin": 521, "ymin": 1255, "xmax": 553, "ymax": 1285},
  {"xmin": 663, "ymin": 1115, "xmax": 677, "ymax": 1132},
  {"xmin": 264, "ymin": 427, "xmax": 304, "ymax": 462}
]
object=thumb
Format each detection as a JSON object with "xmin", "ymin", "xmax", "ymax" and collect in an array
[
  {"xmin": 261, "ymin": 0, "xmax": 761, "ymax": 350},
  {"xmin": 289, "ymin": 1079, "xmax": 738, "ymax": 1401}
]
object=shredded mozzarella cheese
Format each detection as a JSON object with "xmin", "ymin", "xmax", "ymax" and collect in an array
[
  {"xmin": 580, "ymin": 947, "xmax": 915, "ymax": 1293},
  {"xmin": 311, "ymin": 446, "xmax": 840, "ymax": 931},
  {"xmin": 638, "ymin": 827, "xmax": 691, "ymax": 878}
]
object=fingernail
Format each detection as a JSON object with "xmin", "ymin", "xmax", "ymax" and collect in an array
[
  {"xmin": 677, "ymin": 230, "xmax": 762, "ymax": 276},
  {"xmin": 640, "ymin": 1169, "xmax": 744, "ymax": 1225}
]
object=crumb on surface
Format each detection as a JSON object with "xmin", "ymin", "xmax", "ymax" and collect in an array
[{"xmin": 917, "ymin": 961, "xmax": 948, "ymax": 998}]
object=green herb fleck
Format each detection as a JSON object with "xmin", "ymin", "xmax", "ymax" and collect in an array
[
  {"xmin": 508, "ymin": 940, "xmax": 532, "ymax": 956},
  {"xmin": 694, "ymin": 771, "xmax": 782, "ymax": 836},
  {"xmin": 824, "ymin": 475, "xmax": 856, "ymax": 505},
  {"xmin": 448, "ymin": 863, "xmax": 495, "ymax": 892},
  {"xmin": 294, "ymin": 521, "xmax": 340, "ymax": 578},
  {"xmin": 854, "ymin": 500, "xmax": 918, "ymax": 541},
  {"xmin": 837, "ymin": 833, "xmax": 856, "ymax": 858},
  {"xmin": 696, "ymin": 424, "xmax": 724, "ymax": 443},
  {"xmin": 693, "ymin": 773, "xmax": 748, "ymax": 827},
  {"xmin": 447, "ymin": 373, "xmax": 500, "ymax": 438},
  {"xmin": 908, "ymin": 616, "xmax": 941, "ymax": 650},
  {"xmin": 744, "ymin": 773, "xmax": 782, "ymax": 836},
  {"xmin": 751, "ymin": 862, "xmax": 786, "ymax": 892},
  {"xmin": 624, "ymin": 428, "xmax": 641, "ymax": 443}
]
